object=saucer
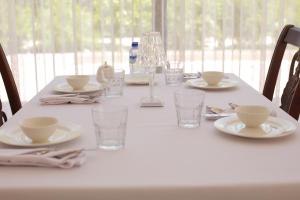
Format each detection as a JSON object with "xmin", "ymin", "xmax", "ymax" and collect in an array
[
  {"xmin": 0, "ymin": 122, "xmax": 81, "ymax": 147},
  {"xmin": 54, "ymin": 83, "xmax": 103, "ymax": 94},
  {"xmin": 186, "ymin": 78, "xmax": 238, "ymax": 90},
  {"xmin": 214, "ymin": 115, "xmax": 297, "ymax": 139}
]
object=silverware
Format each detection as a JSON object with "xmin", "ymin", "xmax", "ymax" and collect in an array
[
  {"xmin": 228, "ymin": 102, "xmax": 238, "ymax": 110},
  {"xmin": 206, "ymin": 106, "xmax": 226, "ymax": 114},
  {"xmin": 205, "ymin": 105, "xmax": 235, "ymax": 120}
]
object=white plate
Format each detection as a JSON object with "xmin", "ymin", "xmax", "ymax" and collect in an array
[
  {"xmin": 125, "ymin": 76, "xmax": 149, "ymax": 85},
  {"xmin": 54, "ymin": 83, "xmax": 103, "ymax": 94},
  {"xmin": 0, "ymin": 122, "xmax": 81, "ymax": 147},
  {"xmin": 186, "ymin": 78, "xmax": 238, "ymax": 90},
  {"xmin": 214, "ymin": 115, "xmax": 297, "ymax": 139}
]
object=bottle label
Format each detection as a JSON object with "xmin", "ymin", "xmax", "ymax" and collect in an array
[{"xmin": 129, "ymin": 55, "xmax": 137, "ymax": 64}]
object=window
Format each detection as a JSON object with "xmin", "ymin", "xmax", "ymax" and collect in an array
[{"xmin": 0, "ymin": 0, "xmax": 299, "ymax": 102}]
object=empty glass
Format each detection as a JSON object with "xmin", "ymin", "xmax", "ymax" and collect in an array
[
  {"xmin": 174, "ymin": 89, "xmax": 205, "ymax": 128},
  {"xmin": 91, "ymin": 105, "xmax": 128, "ymax": 150},
  {"xmin": 105, "ymin": 69, "xmax": 125, "ymax": 97},
  {"xmin": 165, "ymin": 61, "xmax": 184, "ymax": 86}
]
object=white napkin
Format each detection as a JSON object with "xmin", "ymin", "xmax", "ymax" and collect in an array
[
  {"xmin": 0, "ymin": 148, "xmax": 86, "ymax": 168},
  {"xmin": 40, "ymin": 94, "xmax": 101, "ymax": 105}
]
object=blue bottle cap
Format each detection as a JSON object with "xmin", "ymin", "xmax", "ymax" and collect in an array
[{"xmin": 131, "ymin": 42, "xmax": 138, "ymax": 47}]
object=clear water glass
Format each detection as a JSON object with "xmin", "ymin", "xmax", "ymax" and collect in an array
[
  {"xmin": 174, "ymin": 89, "xmax": 205, "ymax": 128},
  {"xmin": 92, "ymin": 105, "xmax": 128, "ymax": 150},
  {"xmin": 105, "ymin": 69, "xmax": 125, "ymax": 97},
  {"xmin": 165, "ymin": 61, "xmax": 184, "ymax": 86}
]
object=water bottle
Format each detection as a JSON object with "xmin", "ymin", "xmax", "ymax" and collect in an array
[{"xmin": 129, "ymin": 41, "xmax": 138, "ymax": 74}]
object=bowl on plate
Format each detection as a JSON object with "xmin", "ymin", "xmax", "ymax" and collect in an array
[
  {"xmin": 20, "ymin": 117, "xmax": 58, "ymax": 143},
  {"xmin": 66, "ymin": 75, "xmax": 90, "ymax": 90},
  {"xmin": 202, "ymin": 71, "xmax": 224, "ymax": 85},
  {"xmin": 235, "ymin": 105, "xmax": 270, "ymax": 128}
]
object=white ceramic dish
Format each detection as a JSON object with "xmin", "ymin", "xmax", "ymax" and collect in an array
[
  {"xmin": 186, "ymin": 78, "xmax": 238, "ymax": 90},
  {"xmin": 235, "ymin": 105, "xmax": 269, "ymax": 127},
  {"xmin": 20, "ymin": 117, "xmax": 58, "ymax": 143},
  {"xmin": 202, "ymin": 71, "xmax": 224, "ymax": 85},
  {"xmin": 66, "ymin": 75, "xmax": 90, "ymax": 90},
  {"xmin": 0, "ymin": 122, "xmax": 81, "ymax": 147},
  {"xmin": 54, "ymin": 83, "xmax": 103, "ymax": 94},
  {"xmin": 214, "ymin": 115, "xmax": 296, "ymax": 139}
]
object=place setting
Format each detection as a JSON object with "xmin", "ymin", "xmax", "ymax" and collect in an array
[
  {"xmin": 186, "ymin": 71, "xmax": 239, "ymax": 90},
  {"xmin": 40, "ymin": 61, "xmax": 129, "ymax": 105},
  {"xmin": 213, "ymin": 105, "xmax": 297, "ymax": 139},
  {"xmin": 0, "ymin": 117, "xmax": 81, "ymax": 147},
  {"xmin": 0, "ymin": 116, "xmax": 85, "ymax": 168},
  {"xmin": 55, "ymin": 75, "xmax": 103, "ymax": 94},
  {"xmin": 39, "ymin": 75, "xmax": 104, "ymax": 105},
  {"xmin": 0, "ymin": 102, "xmax": 129, "ymax": 168}
]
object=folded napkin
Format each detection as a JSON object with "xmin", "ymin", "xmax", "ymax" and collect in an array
[
  {"xmin": 40, "ymin": 93, "xmax": 101, "ymax": 105},
  {"xmin": 0, "ymin": 148, "xmax": 86, "ymax": 168}
]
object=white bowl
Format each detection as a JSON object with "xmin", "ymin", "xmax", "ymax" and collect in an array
[
  {"xmin": 202, "ymin": 71, "xmax": 224, "ymax": 85},
  {"xmin": 66, "ymin": 75, "xmax": 90, "ymax": 90},
  {"xmin": 235, "ymin": 105, "xmax": 270, "ymax": 128},
  {"xmin": 20, "ymin": 117, "xmax": 58, "ymax": 143}
]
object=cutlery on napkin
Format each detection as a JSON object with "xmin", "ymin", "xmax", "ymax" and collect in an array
[
  {"xmin": 205, "ymin": 105, "xmax": 235, "ymax": 120},
  {"xmin": 0, "ymin": 148, "xmax": 86, "ymax": 168},
  {"xmin": 40, "ymin": 93, "xmax": 101, "ymax": 105}
]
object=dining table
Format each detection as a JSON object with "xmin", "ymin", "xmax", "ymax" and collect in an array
[{"xmin": 0, "ymin": 74, "xmax": 299, "ymax": 200}]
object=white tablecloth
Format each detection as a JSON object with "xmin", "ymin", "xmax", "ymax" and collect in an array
[{"xmin": 0, "ymin": 74, "xmax": 299, "ymax": 200}]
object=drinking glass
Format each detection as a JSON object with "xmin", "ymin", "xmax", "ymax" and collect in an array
[
  {"xmin": 174, "ymin": 89, "xmax": 205, "ymax": 128},
  {"xmin": 91, "ymin": 105, "xmax": 128, "ymax": 150},
  {"xmin": 105, "ymin": 69, "xmax": 125, "ymax": 97},
  {"xmin": 164, "ymin": 61, "xmax": 184, "ymax": 86}
]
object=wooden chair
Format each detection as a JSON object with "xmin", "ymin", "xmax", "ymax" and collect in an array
[
  {"xmin": 0, "ymin": 44, "xmax": 22, "ymax": 124},
  {"xmin": 263, "ymin": 24, "xmax": 300, "ymax": 120}
]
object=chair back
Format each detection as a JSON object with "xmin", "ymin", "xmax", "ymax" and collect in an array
[
  {"xmin": 0, "ymin": 98, "xmax": 7, "ymax": 126},
  {"xmin": 263, "ymin": 25, "xmax": 300, "ymax": 120},
  {"xmin": 0, "ymin": 44, "xmax": 22, "ymax": 117}
]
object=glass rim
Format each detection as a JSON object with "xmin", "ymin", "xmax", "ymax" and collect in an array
[
  {"xmin": 174, "ymin": 89, "xmax": 205, "ymax": 96},
  {"xmin": 91, "ymin": 105, "xmax": 128, "ymax": 113}
]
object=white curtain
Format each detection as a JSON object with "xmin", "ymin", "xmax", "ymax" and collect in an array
[
  {"xmin": 166, "ymin": 0, "xmax": 300, "ymax": 104},
  {"xmin": 0, "ymin": 0, "xmax": 299, "ymax": 103}
]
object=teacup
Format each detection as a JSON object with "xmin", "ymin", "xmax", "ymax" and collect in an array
[
  {"xmin": 202, "ymin": 71, "xmax": 224, "ymax": 85},
  {"xmin": 235, "ymin": 105, "xmax": 270, "ymax": 128},
  {"xmin": 66, "ymin": 75, "xmax": 90, "ymax": 90},
  {"xmin": 20, "ymin": 117, "xmax": 58, "ymax": 143}
]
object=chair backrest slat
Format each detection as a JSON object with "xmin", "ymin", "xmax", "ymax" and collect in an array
[
  {"xmin": 0, "ymin": 44, "xmax": 22, "ymax": 116},
  {"xmin": 263, "ymin": 25, "xmax": 292, "ymax": 101},
  {"xmin": 284, "ymin": 27, "xmax": 300, "ymax": 47}
]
